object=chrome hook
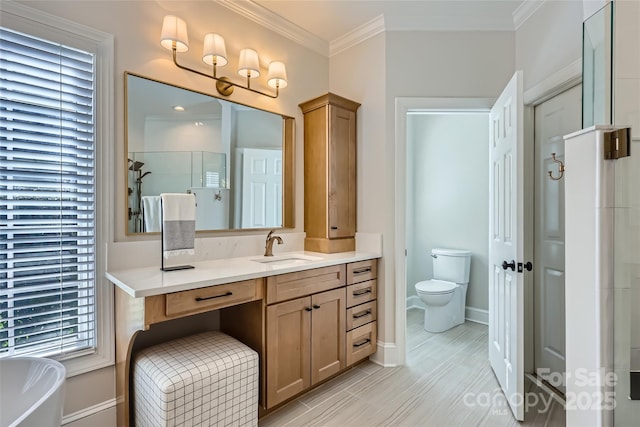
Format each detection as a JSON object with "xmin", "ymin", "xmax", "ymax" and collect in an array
[{"xmin": 548, "ymin": 152, "xmax": 565, "ymax": 181}]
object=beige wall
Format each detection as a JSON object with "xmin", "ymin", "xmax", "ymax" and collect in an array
[{"xmin": 11, "ymin": 0, "xmax": 328, "ymax": 421}]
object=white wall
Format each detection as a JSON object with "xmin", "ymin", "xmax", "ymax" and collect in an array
[
  {"xmin": 515, "ymin": 0, "xmax": 583, "ymax": 91},
  {"xmin": 406, "ymin": 114, "xmax": 489, "ymax": 311},
  {"xmin": 612, "ymin": 0, "xmax": 640, "ymax": 423}
]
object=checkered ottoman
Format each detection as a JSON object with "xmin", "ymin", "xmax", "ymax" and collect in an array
[{"xmin": 133, "ymin": 331, "xmax": 258, "ymax": 427}]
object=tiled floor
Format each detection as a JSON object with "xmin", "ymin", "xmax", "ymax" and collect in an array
[{"xmin": 259, "ymin": 308, "xmax": 565, "ymax": 426}]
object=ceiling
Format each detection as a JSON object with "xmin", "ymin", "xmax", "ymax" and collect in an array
[
  {"xmin": 218, "ymin": 0, "xmax": 530, "ymax": 56},
  {"xmin": 252, "ymin": 0, "xmax": 525, "ymax": 43}
]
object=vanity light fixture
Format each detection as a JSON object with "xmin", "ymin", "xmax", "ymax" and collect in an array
[{"xmin": 160, "ymin": 15, "xmax": 287, "ymax": 99}]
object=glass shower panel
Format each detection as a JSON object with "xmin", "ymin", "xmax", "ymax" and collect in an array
[{"xmin": 583, "ymin": 2, "xmax": 613, "ymax": 127}]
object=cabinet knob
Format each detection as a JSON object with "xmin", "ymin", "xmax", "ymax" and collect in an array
[
  {"xmin": 313, "ymin": 304, "xmax": 320, "ymax": 309},
  {"xmin": 305, "ymin": 307, "xmax": 313, "ymax": 312}
]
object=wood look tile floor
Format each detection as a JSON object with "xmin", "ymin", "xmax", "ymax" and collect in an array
[{"xmin": 259, "ymin": 308, "xmax": 566, "ymax": 427}]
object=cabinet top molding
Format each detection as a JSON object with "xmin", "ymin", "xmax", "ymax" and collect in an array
[{"xmin": 299, "ymin": 92, "xmax": 361, "ymax": 113}]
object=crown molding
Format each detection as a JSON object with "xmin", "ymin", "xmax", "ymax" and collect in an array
[
  {"xmin": 330, "ymin": 14, "xmax": 385, "ymax": 57},
  {"xmin": 216, "ymin": 0, "xmax": 329, "ymax": 57},
  {"xmin": 513, "ymin": 0, "xmax": 546, "ymax": 30}
]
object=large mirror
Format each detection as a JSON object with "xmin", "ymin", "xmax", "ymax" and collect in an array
[{"xmin": 125, "ymin": 72, "xmax": 294, "ymax": 234}]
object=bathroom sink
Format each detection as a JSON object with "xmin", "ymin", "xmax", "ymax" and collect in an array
[
  {"xmin": 251, "ymin": 254, "xmax": 322, "ymax": 266},
  {"xmin": 0, "ymin": 357, "xmax": 66, "ymax": 427}
]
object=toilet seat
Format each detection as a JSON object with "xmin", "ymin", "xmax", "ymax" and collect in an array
[{"xmin": 415, "ymin": 279, "xmax": 457, "ymax": 295}]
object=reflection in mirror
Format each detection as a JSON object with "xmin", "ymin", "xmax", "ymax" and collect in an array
[{"xmin": 125, "ymin": 72, "xmax": 294, "ymax": 234}]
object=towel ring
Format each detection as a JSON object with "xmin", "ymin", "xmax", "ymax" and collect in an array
[{"xmin": 548, "ymin": 152, "xmax": 565, "ymax": 181}]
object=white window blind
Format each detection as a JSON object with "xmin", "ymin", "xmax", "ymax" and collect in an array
[{"xmin": 0, "ymin": 27, "xmax": 97, "ymax": 358}]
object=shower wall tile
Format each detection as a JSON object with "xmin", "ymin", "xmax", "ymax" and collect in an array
[{"xmin": 614, "ymin": 288, "xmax": 631, "ymax": 369}]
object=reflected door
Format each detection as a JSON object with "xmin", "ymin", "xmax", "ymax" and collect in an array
[
  {"xmin": 240, "ymin": 148, "xmax": 283, "ymax": 228},
  {"xmin": 533, "ymin": 84, "xmax": 581, "ymax": 394}
]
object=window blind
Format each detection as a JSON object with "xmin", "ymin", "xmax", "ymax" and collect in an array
[{"xmin": 0, "ymin": 27, "xmax": 97, "ymax": 358}]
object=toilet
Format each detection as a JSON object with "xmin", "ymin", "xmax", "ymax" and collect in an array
[{"xmin": 414, "ymin": 248, "xmax": 471, "ymax": 333}]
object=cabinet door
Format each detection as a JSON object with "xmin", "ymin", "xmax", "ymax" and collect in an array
[
  {"xmin": 311, "ymin": 287, "xmax": 346, "ymax": 384},
  {"xmin": 266, "ymin": 297, "xmax": 311, "ymax": 408},
  {"xmin": 328, "ymin": 105, "xmax": 356, "ymax": 238}
]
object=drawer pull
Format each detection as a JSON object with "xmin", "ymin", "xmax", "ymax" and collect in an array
[
  {"xmin": 305, "ymin": 307, "xmax": 313, "ymax": 312},
  {"xmin": 330, "ymin": 226, "xmax": 338, "ymax": 230},
  {"xmin": 353, "ymin": 338, "xmax": 371, "ymax": 348},
  {"xmin": 353, "ymin": 267, "xmax": 372, "ymax": 274},
  {"xmin": 195, "ymin": 291, "xmax": 232, "ymax": 302},
  {"xmin": 353, "ymin": 310, "xmax": 372, "ymax": 319},
  {"xmin": 352, "ymin": 288, "xmax": 372, "ymax": 296},
  {"xmin": 313, "ymin": 304, "xmax": 321, "ymax": 309}
]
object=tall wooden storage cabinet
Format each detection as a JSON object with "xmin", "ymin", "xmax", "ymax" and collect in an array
[{"xmin": 299, "ymin": 93, "xmax": 361, "ymax": 253}]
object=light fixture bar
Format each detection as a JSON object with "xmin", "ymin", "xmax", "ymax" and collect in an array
[{"xmin": 170, "ymin": 47, "xmax": 281, "ymax": 98}]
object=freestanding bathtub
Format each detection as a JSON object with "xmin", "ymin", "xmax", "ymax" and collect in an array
[{"xmin": 0, "ymin": 357, "xmax": 66, "ymax": 427}]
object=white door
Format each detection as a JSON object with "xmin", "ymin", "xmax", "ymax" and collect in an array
[
  {"xmin": 488, "ymin": 71, "xmax": 525, "ymax": 421},
  {"xmin": 533, "ymin": 84, "xmax": 581, "ymax": 394},
  {"xmin": 240, "ymin": 148, "xmax": 282, "ymax": 228}
]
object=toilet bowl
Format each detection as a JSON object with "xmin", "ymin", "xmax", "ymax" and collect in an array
[{"xmin": 414, "ymin": 248, "xmax": 471, "ymax": 333}]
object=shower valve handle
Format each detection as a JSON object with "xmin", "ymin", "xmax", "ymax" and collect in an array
[{"xmin": 502, "ymin": 260, "xmax": 516, "ymax": 271}]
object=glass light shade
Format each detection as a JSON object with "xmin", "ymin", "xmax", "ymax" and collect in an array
[
  {"xmin": 160, "ymin": 15, "xmax": 189, "ymax": 52},
  {"xmin": 267, "ymin": 61, "xmax": 288, "ymax": 89},
  {"xmin": 238, "ymin": 48, "xmax": 260, "ymax": 78},
  {"xmin": 202, "ymin": 33, "xmax": 228, "ymax": 67}
]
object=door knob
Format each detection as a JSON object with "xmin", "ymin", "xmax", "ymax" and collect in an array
[
  {"xmin": 518, "ymin": 261, "xmax": 533, "ymax": 272},
  {"xmin": 502, "ymin": 260, "xmax": 516, "ymax": 271}
]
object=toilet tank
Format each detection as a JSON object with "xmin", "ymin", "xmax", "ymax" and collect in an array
[{"xmin": 431, "ymin": 248, "xmax": 471, "ymax": 284}]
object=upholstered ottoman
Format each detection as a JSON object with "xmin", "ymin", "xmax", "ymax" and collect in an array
[{"xmin": 134, "ymin": 331, "xmax": 258, "ymax": 427}]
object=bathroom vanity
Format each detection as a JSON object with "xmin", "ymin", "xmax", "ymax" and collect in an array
[{"xmin": 107, "ymin": 251, "xmax": 379, "ymax": 426}]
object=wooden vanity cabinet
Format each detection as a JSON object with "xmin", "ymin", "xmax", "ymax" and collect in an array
[
  {"xmin": 345, "ymin": 259, "xmax": 378, "ymax": 366},
  {"xmin": 265, "ymin": 266, "xmax": 346, "ymax": 408},
  {"xmin": 300, "ymin": 93, "xmax": 360, "ymax": 253}
]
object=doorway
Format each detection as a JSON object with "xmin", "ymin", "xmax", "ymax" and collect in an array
[{"xmin": 532, "ymin": 84, "xmax": 581, "ymax": 394}]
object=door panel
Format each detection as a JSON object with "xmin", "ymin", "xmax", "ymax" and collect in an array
[
  {"xmin": 328, "ymin": 105, "xmax": 356, "ymax": 238},
  {"xmin": 266, "ymin": 297, "xmax": 311, "ymax": 408},
  {"xmin": 311, "ymin": 288, "xmax": 346, "ymax": 384},
  {"xmin": 533, "ymin": 84, "xmax": 581, "ymax": 394},
  {"xmin": 489, "ymin": 71, "xmax": 525, "ymax": 421}
]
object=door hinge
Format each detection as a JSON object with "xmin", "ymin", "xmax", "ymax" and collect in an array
[{"xmin": 604, "ymin": 128, "xmax": 631, "ymax": 160}]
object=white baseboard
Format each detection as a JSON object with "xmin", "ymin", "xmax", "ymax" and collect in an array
[
  {"xmin": 62, "ymin": 398, "xmax": 116, "ymax": 426},
  {"xmin": 406, "ymin": 295, "xmax": 424, "ymax": 310},
  {"xmin": 407, "ymin": 299, "xmax": 488, "ymax": 326},
  {"xmin": 370, "ymin": 340, "xmax": 401, "ymax": 367},
  {"xmin": 465, "ymin": 307, "xmax": 489, "ymax": 325}
]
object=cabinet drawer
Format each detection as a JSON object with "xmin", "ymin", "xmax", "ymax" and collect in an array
[
  {"xmin": 346, "ymin": 279, "xmax": 376, "ymax": 308},
  {"xmin": 346, "ymin": 321, "xmax": 377, "ymax": 366},
  {"xmin": 266, "ymin": 264, "xmax": 346, "ymax": 304},
  {"xmin": 166, "ymin": 279, "xmax": 260, "ymax": 317},
  {"xmin": 346, "ymin": 301, "xmax": 376, "ymax": 331},
  {"xmin": 347, "ymin": 259, "xmax": 377, "ymax": 284}
]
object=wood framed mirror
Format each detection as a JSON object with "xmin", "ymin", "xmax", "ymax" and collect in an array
[{"xmin": 124, "ymin": 72, "xmax": 294, "ymax": 234}]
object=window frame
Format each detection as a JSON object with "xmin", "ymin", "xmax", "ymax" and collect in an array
[{"xmin": 1, "ymin": 1, "xmax": 114, "ymax": 376}]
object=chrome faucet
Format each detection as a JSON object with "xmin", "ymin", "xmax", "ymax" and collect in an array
[{"xmin": 264, "ymin": 230, "xmax": 283, "ymax": 256}]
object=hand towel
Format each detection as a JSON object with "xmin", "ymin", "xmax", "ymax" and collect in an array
[
  {"xmin": 142, "ymin": 196, "xmax": 161, "ymax": 232},
  {"xmin": 161, "ymin": 193, "xmax": 196, "ymax": 258}
]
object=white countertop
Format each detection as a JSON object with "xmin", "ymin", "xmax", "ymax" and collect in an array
[{"xmin": 105, "ymin": 250, "xmax": 381, "ymax": 298}]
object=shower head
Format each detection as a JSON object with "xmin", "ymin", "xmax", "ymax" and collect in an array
[
  {"xmin": 129, "ymin": 160, "xmax": 145, "ymax": 171},
  {"xmin": 136, "ymin": 171, "xmax": 152, "ymax": 182}
]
